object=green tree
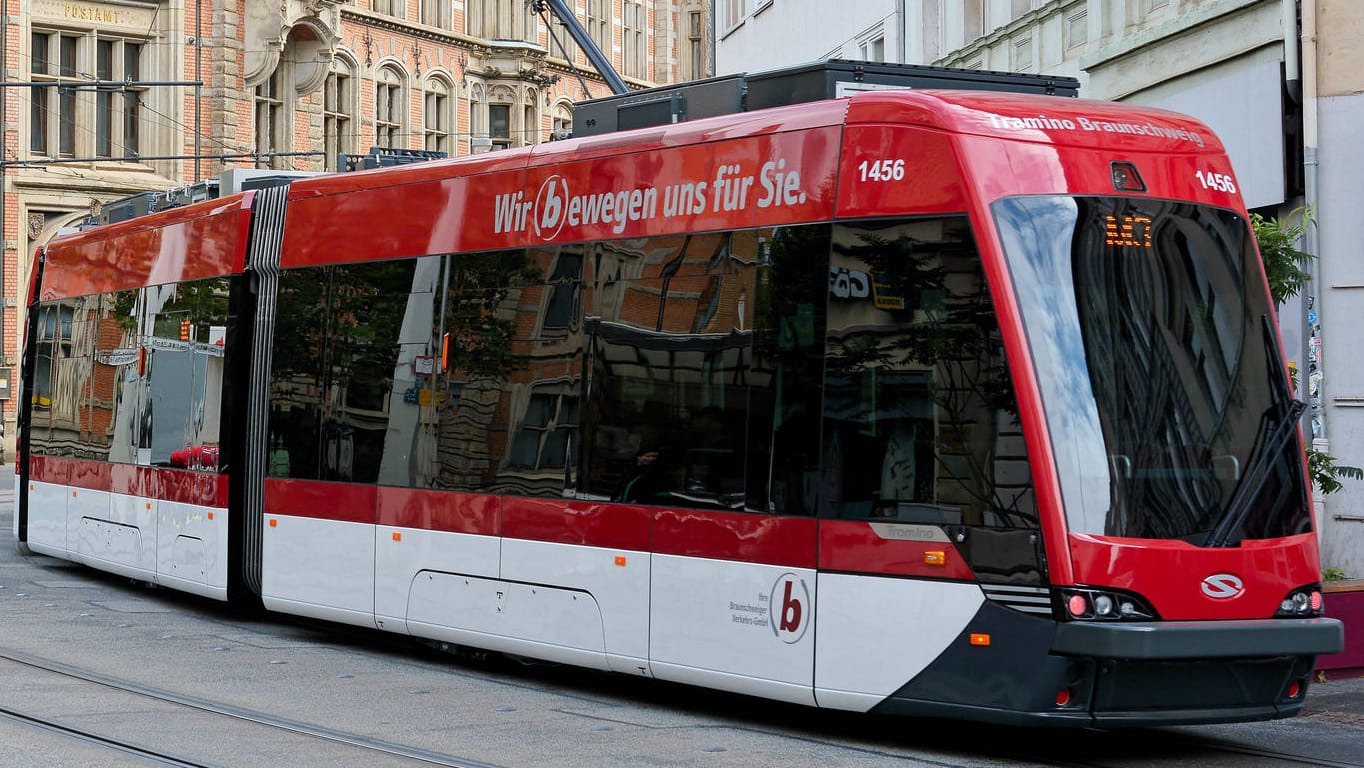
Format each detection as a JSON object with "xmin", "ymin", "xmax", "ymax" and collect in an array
[{"xmin": 1253, "ymin": 207, "xmax": 1363, "ymax": 494}]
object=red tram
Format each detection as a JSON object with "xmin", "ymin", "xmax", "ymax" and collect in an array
[{"xmin": 14, "ymin": 88, "xmax": 1343, "ymax": 726}]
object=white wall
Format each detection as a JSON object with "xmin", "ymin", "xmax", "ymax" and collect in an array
[
  {"xmin": 1315, "ymin": 91, "xmax": 1364, "ymax": 578},
  {"xmin": 715, "ymin": 0, "xmax": 900, "ymax": 75}
]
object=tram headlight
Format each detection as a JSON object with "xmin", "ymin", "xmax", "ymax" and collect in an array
[
  {"xmin": 1093, "ymin": 594, "xmax": 1115, "ymax": 617},
  {"xmin": 1058, "ymin": 587, "xmax": 1157, "ymax": 621},
  {"xmin": 1274, "ymin": 585, "xmax": 1325, "ymax": 618}
]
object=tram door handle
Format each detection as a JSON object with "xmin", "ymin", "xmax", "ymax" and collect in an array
[
  {"xmin": 1212, "ymin": 455, "xmax": 1241, "ymax": 481},
  {"xmin": 1109, "ymin": 455, "xmax": 1132, "ymax": 479}
]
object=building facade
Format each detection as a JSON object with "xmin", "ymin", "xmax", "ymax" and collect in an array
[
  {"xmin": 0, "ymin": 0, "xmax": 706, "ymax": 454},
  {"xmin": 717, "ymin": 0, "xmax": 1364, "ymax": 576}
]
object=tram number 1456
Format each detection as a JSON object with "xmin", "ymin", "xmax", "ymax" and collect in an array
[{"xmin": 858, "ymin": 158, "xmax": 906, "ymax": 182}]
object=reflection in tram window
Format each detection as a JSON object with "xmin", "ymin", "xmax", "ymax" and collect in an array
[
  {"xmin": 29, "ymin": 301, "xmax": 81, "ymax": 457},
  {"xmin": 820, "ymin": 217, "xmax": 1037, "ymax": 531},
  {"xmin": 269, "ymin": 262, "xmax": 418, "ymax": 483},
  {"xmin": 577, "ymin": 225, "xmax": 829, "ymax": 515},
  {"xmin": 28, "ymin": 279, "xmax": 232, "ymax": 473}
]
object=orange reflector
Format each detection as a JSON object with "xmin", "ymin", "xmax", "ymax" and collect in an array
[
  {"xmin": 924, "ymin": 551, "xmax": 946, "ymax": 566},
  {"xmin": 72, "ymin": 491, "xmax": 77, "ymax": 497},
  {"xmin": 969, "ymin": 633, "xmax": 991, "ymax": 647},
  {"xmin": 614, "ymin": 555, "xmax": 627, "ymax": 567},
  {"xmin": 269, "ymin": 518, "xmax": 277, "ymax": 528},
  {"xmin": 138, "ymin": 347, "xmax": 147, "ymax": 377},
  {"xmin": 441, "ymin": 332, "xmax": 451, "ymax": 373},
  {"xmin": 146, "ymin": 502, "xmax": 152, "ymax": 510},
  {"xmin": 392, "ymin": 531, "xmax": 402, "ymax": 542},
  {"xmin": 207, "ymin": 511, "xmax": 214, "ymax": 520}
]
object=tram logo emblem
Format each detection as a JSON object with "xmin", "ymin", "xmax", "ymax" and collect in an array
[
  {"xmin": 533, "ymin": 174, "xmax": 570, "ymax": 240},
  {"xmin": 770, "ymin": 573, "xmax": 811, "ymax": 643},
  {"xmin": 1200, "ymin": 573, "xmax": 1244, "ymax": 599}
]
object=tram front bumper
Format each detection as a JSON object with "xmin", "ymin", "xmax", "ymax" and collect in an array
[
  {"xmin": 1052, "ymin": 617, "xmax": 1344, "ymax": 659},
  {"xmin": 1048, "ymin": 617, "xmax": 1343, "ymax": 727}
]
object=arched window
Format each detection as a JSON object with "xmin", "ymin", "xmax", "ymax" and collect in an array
[
  {"xmin": 424, "ymin": 76, "xmax": 455, "ymax": 155},
  {"xmin": 324, "ymin": 55, "xmax": 358, "ymax": 171},
  {"xmin": 552, "ymin": 101, "xmax": 573, "ymax": 140},
  {"xmin": 375, "ymin": 65, "xmax": 406, "ymax": 149}
]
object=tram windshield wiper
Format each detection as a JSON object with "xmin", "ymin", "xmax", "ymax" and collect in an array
[{"xmin": 1203, "ymin": 316, "xmax": 1306, "ymax": 548}]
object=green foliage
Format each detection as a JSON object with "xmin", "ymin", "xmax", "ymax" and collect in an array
[
  {"xmin": 1252, "ymin": 207, "xmax": 1361, "ymax": 495},
  {"xmin": 1309, "ymin": 449, "xmax": 1364, "ymax": 496},
  {"xmin": 1252, "ymin": 207, "xmax": 1314, "ymax": 305},
  {"xmin": 1322, "ymin": 566, "xmax": 1348, "ymax": 582}
]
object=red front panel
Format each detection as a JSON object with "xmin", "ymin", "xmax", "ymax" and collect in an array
[
  {"xmin": 956, "ymin": 136, "xmax": 1244, "ymax": 210},
  {"xmin": 282, "ymin": 125, "xmax": 843, "ymax": 266},
  {"xmin": 1069, "ymin": 532, "xmax": 1322, "ymax": 620},
  {"xmin": 40, "ymin": 195, "xmax": 253, "ymax": 300},
  {"xmin": 945, "ymin": 134, "xmax": 1253, "ymax": 589},
  {"xmin": 28, "ymin": 456, "xmax": 227, "ymax": 508}
]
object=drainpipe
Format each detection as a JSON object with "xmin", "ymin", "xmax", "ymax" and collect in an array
[
  {"xmin": 1283, "ymin": 0, "xmax": 1300, "ymax": 103},
  {"xmin": 1300, "ymin": 0, "xmax": 1321, "ymax": 438},
  {"xmin": 1299, "ymin": 0, "xmax": 1326, "ymax": 540}
]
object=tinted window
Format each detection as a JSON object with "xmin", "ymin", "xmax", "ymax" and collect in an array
[
  {"xmin": 820, "ymin": 218, "xmax": 1037, "ymax": 529},
  {"xmin": 577, "ymin": 226, "xmax": 828, "ymax": 515}
]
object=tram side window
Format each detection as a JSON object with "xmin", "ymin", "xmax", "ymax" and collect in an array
[
  {"xmin": 140, "ymin": 277, "xmax": 231, "ymax": 470},
  {"xmin": 494, "ymin": 245, "xmax": 583, "ymax": 497},
  {"xmin": 576, "ymin": 226, "xmax": 828, "ymax": 516},
  {"xmin": 269, "ymin": 262, "xmax": 418, "ymax": 483},
  {"xmin": 820, "ymin": 217, "xmax": 1037, "ymax": 530},
  {"xmin": 420, "ymin": 249, "xmax": 544, "ymax": 493},
  {"xmin": 28, "ymin": 301, "xmax": 80, "ymax": 458},
  {"xmin": 748, "ymin": 225, "xmax": 831, "ymax": 516},
  {"xmin": 578, "ymin": 233, "xmax": 740, "ymax": 506},
  {"xmin": 82, "ymin": 289, "xmax": 139, "ymax": 464}
]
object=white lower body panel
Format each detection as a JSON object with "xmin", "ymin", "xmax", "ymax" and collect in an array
[{"xmin": 814, "ymin": 573, "xmax": 984, "ymax": 711}]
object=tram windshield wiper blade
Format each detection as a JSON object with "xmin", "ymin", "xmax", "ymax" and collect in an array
[{"xmin": 1204, "ymin": 315, "xmax": 1305, "ymax": 548}]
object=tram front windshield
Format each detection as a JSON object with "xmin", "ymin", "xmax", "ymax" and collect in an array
[{"xmin": 993, "ymin": 196, "xmax": 1310, "ymax": 545}]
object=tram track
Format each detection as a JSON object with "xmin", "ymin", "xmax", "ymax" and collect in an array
[
  {"xmin": 0, "ymin": 648, "xmax": 504, "ymax": 768},
  {"xmin": 0, "ymin": 703, "xmax": 211, "ymax": 767}
]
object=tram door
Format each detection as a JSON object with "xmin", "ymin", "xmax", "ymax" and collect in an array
[
  {"xmin": 584, "ymin": 227, "xmax": 827, "ymax": 703},
  {"xmin": 811, "ymin": 218, "xmax": 1034, "ymax": 710}
]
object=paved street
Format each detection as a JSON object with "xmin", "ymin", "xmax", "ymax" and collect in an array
[{"xmin": 2, "ymin": 465, "xmax": 1361, "ymax": 768}]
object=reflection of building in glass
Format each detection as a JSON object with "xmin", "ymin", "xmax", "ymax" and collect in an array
[
  {"xmin": 822, "ymin": 218, "xmax": 1034, "ymax": 530},
  {"xmin": 30, "ymin": 281, "xmax": 230, "ymax": 469}
]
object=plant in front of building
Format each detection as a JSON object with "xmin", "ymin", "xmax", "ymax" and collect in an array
[{"xmin": 1252, "ymin": 207, "xmax": 1363, "ymax": 495}]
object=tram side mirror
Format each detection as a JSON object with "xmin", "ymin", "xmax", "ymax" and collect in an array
[
  {"xmin": 1108, "ymin": 454, "xmax": 1132, "ymax": 479},
  {"xmin": 1212, "ymin": 455, "xmax": 1241, "ymax": 481}
]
